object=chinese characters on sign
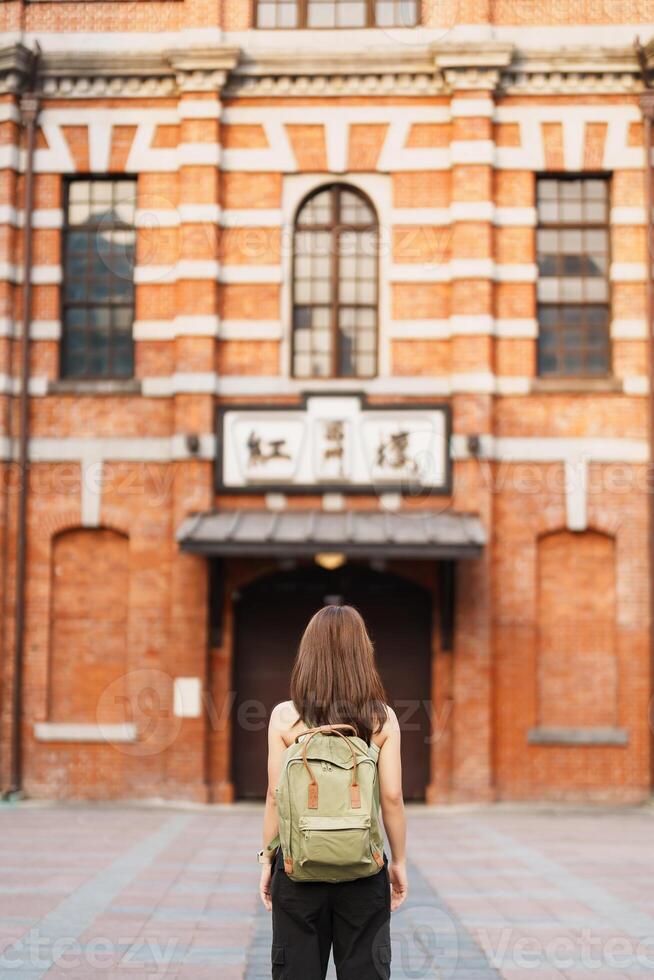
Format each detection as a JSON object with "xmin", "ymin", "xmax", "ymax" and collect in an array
[{"xmin": 219, "ymin": 396, "xmax": 449, "ymax": 492}]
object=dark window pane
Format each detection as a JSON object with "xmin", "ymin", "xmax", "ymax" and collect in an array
[
  {"xmin": 62, "ymin": 179, "xmax": 136, "ymax": 379},
  {"xmin": 538, "ymin": 256, "xmax": 557, "ymax": 276},
  {"xmin": 563, "ymin": 255, "xmax": 584, "ymax": 276},
  {"xmin": 536, "ymin": 176, "xmax": 610, "ymax": 378},
  {"xmin": 562, "ymin": 307, "xmax": 582, "ymax": 326},
  {"xmin": 113, "ymin": 333, "xmax": 135, "ymax": 377},
  {"xmin": 588, "ymin": 305, "xmax": 609, "ymax": 326},
  {"xmin": 539, "ymin": 330, "xmax": 556, "ymax": 351},
  {"xmin": 539, "ymin": 351, "xmax": 558, "ymax": 373}
]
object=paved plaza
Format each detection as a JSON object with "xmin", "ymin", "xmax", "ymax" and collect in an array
[{"xmin": 0, "ymin": 802, "xmax": 653, "ymax": 979}]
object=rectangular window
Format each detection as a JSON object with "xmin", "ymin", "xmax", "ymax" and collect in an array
[
  {"xmin": 536, "ymin": 176, "xmax": 611, "ymax": 378},
  {"xmin": 62, "ymin": 178, "xmax": 136, "ymax": 380},
  {"xmin": 256, "ymin": 0, "xmax": 419, "ymax": 28}
]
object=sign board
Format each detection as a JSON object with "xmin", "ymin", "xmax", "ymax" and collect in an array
[{"xmin": 216, "ymin": 395, "xmax": 451, "ymax": 495}]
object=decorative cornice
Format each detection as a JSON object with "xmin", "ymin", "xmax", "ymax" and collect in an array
[
  {"xmin": 0, "ymin": 39, "xmax": 651, "ymax": 100},
  {"xmin": 226, "ymin": 71, "xmax": 446, "ymax": 98},
  {"xmin": 1, "ymin": 45, "xmax": 240, "ymax": 99},
  {"xmin": 167, "ymin": 47, "xmax": 240, "ymax": 92},
  {"xmin": 0, "ymin": 44, "xmax": 34, "ymax": 95},
  {"xmin": 226, "ymin": 44, "xmax": 445, "ymax": 97},
  {"xmin": 228, "ymin": 41, "xmax": 649, "ymax": 98},
  {"xmin": 500, "ymin": 46, "xmax": 643, "ymax": 96}
]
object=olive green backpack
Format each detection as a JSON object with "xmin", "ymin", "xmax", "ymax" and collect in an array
[{"xmin": 269, "ymin": 724, "xmax": 385, "ymax": 884}]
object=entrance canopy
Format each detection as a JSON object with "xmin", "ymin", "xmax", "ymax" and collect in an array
[{"xmin": 177, "ymin": 509, "xmax": 485, "ymax": 560}]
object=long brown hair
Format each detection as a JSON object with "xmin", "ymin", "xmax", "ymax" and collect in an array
[{"xmin": 290, "ymin": 605, "xmax": 388, "ymax": 744}]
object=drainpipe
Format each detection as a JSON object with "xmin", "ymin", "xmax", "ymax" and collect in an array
[
  {"xmin": 8, "ymin": 48, "xmax": 40, "ymax": 797},
  {"xmin": 638, "ymin": 38, "xmax": 654, "ymax": 793},
  {"xmin": 644, "ymin": 98, "xmax": 654, "ymax": 795}
]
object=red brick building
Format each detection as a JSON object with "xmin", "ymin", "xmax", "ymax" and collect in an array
[{"xmin": 1, "ymin": 0, "xmax": 653, "ymax": 804}]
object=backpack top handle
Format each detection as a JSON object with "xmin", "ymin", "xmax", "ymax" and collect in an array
[
  {"xmin": 294, "ymin": 723, "xmax": 358, "ymax": 743},
  {"xmin": 299, "ymin": 725, "xmax": 362, "ymax": 810}
]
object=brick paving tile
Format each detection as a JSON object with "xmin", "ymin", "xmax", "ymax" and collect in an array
[{"xmin": 0, "ymin": 803, "xmax": 653, "ymax": 978}]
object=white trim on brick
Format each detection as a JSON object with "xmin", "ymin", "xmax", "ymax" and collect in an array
[
  {"xmin": 494, "ymin": 376, "xmax": 532, "ymax": 395},
  {"xmin": 449, "ymin": 314, "xmax": 494, "ymax": 335},
  {"xmin": 178, "ymin": 142, "xmax": 221, "ymax": 166},
  {"xmin": 449, "ymin": 258, "xmax": 494, "ymax": 280},
  {"xmin": 221, "ymin": 208, "xmax": 283, "ymax": 227},
  {"xmin": 387, "ymin": 319, "xmax": 451, "ymax": 339},
  {"xmin": 0, "ymin": 104, "xmax": 20, "ymax": 124},
  {"xmin": 495, "ymin": 318, "xmax": 538, "ymax": 338},
  {"xmin": 220, "ymin": 319, "xmax": 283, "ymax": 340},
  {"xmin": 0, "ymin": 146, "xmax": 20, "ymax": 170},
  {"xmin": 34, "ymin": 723, "xmax": 137, "ymax": 743},
  {"xmin": 622, "ymin": 376, "xmax": 649, "ymax": 396},
  {"xmin": 133, "ymin": 316, "xmax": 222, "ymax": 340},
  {"xmin": 387, "ymin": 316, "xmax": 538, "ymax": 339},
  {"xmin": 219, "ymin": 264, "xmax": 282, "ymax": 284},
  {"xmin": 450, "ymin": 140, "xmax": 494, "ymax": 164},
  {"xmin": 494, "ymin": 263, "xmax": 538, "ymax": 282},
  {"xmin": 611, "ymin": 319, "xmax": 646, "ymax": 339},
  {"xmin": 494, "ymin": 207, "xmax": 537, "ymax": 227},
  {"xmin": 178, "ymin": 100, "xmax": 222, "ymax": 120},
  {"xmin": 179, "ymin": 203, "xmax": 222, "ymax": 224},
  {"xmin": 0, "ymin": 264, "xmax": 62, "ymax": 285},
  {"xmin": 450, "ymin": 201, "xmax": 494, "ymax": 222},
  {"xmin": 391, "ymin": 208, "xmax": 451, "ymax": 226},
  {"xmin": 491, "ymin": 436, "xmax": 648, "ymax": 464},
  {"xmin": 0, "ymin": 430, "xmax": 646, "ymax": 467},
  {"xmin": 391, "ymin": 263, "xmax": 451, "ymax": 282},
  {"xmin": 610, "ymin": 262, "xmax": 647, "ymax": 282},
  {"xmin": 610, "ymin": 207, "xmax": 646, "ymax": 225},
  {"xmin": 450, "ymin": 99, "xmax": 494, "ymax": 118},
  {"xmin": 141, "ymin": 373, "xmax": 218, "ymax": 397}
]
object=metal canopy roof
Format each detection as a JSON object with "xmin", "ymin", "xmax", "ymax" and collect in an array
[{"xmin": 177, "ymin": 509, "xmax": 486, "ymax": 560}]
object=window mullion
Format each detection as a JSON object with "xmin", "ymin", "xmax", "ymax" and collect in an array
[{"xmin": 331, "ymin": 185, "xmax": 340, "ymax": 378}]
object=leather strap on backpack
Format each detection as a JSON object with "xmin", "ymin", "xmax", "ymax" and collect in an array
[
  {"xmin": 298, "ymin": 724, "xmax": 362, "ymax": 810},
  {"xmin": 294, "ymin": 723, "xmax": 359, "ymax": 743}
]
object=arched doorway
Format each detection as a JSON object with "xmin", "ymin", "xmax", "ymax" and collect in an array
[{"xmin": 232, "ymin": 562, "xmax": 432, "ymax": 800}]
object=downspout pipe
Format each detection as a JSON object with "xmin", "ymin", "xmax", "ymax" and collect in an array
[
  {"xmin": 644, "ymin": 98, "xmax": 654, "ymax": 796},
  {"xmin": 638, "ymin": 37, "xmax": 654, "ymax": 794},
  {"xmin": 8, "ymin": 48, "xmax": 40, "ymax": 798}
]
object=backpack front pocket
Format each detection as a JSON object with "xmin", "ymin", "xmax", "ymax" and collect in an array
[{"xmin": 298, "ymin": 815, "xmax": 372, "ymax": 869}]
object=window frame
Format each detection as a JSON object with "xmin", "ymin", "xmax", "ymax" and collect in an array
[
  {"xmin": 60, "ymin": 175, "xmax": 137, "ymax": 381},
  {"xmin": 254, "ymin": 0, "xmax": 420, "ymax": 29},
  {"xmin": 291, "ymin": 182, "xmax": 379, "ymax": 381},
  {"xmin": 535, "ymin": 172, "xmax": 612, "ymax": 380}
]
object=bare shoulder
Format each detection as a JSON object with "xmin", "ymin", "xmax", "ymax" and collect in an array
[
  {"xmin": 270, "ymin": 700, "xmax": 299, "ymax": 730},
  {"xmin": 270, "ymin": 700, "xmax": 305, "ymax": 746},
  {"xmin": 374, "ymin": 705, "xmax": 400, "ymax": 747}
]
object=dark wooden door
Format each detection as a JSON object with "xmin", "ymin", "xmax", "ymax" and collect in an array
[{"xmin": 231, "ymin": 563, "xmax": 432, "ymax": 801}]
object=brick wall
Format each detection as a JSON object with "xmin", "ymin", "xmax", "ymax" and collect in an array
[{"xmin": 0, "ymin": 6, "xmax": 651, "ymax": 803}]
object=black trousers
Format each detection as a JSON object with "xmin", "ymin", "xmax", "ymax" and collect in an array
[{"xmin": 271, "ymin": 850, "xmax": 391, "ymax": 979}]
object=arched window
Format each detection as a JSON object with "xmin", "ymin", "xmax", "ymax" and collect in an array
[{"xmin": 292, "ymin": 184, "xmax": 378, "ymax": 379}]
